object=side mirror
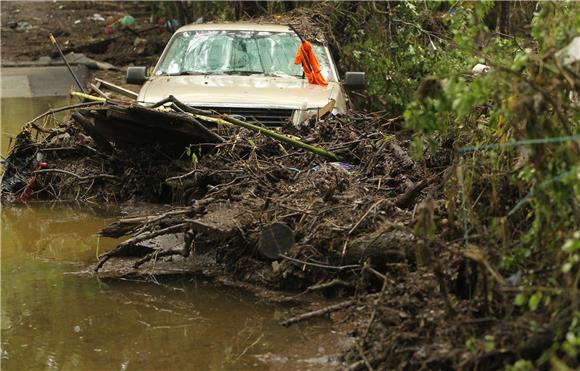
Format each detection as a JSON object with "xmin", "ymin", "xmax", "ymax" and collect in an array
[
  {"xmin": 127, "ymin": 66, "xmax": 148, "ymax": 84},
  {"xmin": 343, "ymin": 72, "xmax": 366, "ymax": 90}
]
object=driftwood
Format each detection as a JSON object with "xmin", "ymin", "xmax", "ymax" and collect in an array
[
  {"xmin": 100, "ymin": 200, "xmax": 215, "ymax": 238},
  {"xmin": 96, "ymin": 200, "xmax": 252, "ymax": 271},
  {"xmin": 71, "ymin": 112, "xmax": 115, "ymax": 154},
  {"xmin": 84, "ymin": 104, "xmax": 223, "ymax": 151},
  {"xmin": 8, "ymin": 92, "xmax": 438, "ymax": 294},
  {"xmin": 343, "ymin": 225, "xmax": 415, "ymax": 268},
  {"xmin": 72, "ymin": 93, "xmax": 341, "ymax": 161},
  {"xmin": 149, "ymin": 95, "xmax": 341, "ymax": 161},
  {"xmin": 24, "ymin": 101, "xmax": 106, "ymax": 127},
  {"xmin": 280, "ymin": 299, "xmax": 355, "ymax": 327},
  {"xmin": 64, "ymin": 94, "xmax": 224, "ymax": 153},
  {"xmin": 394, "ymin": 177, "xmax": 434, "ymax": 209},
  {"xmin": 280, "ymin": 293, "xmax": 382, "ymax": 327},
  {"xmin": 214, "ymin": 113, "xmax": 342, "ymax": 161},
  {"xmin": 33, "ymin": 168, "xmax": 119, "ymax": 181},
  {"xmin": 116, "ymin": 222, "xmax": 190, "ymax": 249}
]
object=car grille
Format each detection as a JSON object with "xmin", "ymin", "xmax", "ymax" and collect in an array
[{"xmin": 194, "ymin": 106, "xmax": 294, "ymax": 127}]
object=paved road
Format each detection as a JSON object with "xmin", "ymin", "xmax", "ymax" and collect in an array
[{"xmin": 1, "ymin": 65, "xmax": 89, "ymax": 98}]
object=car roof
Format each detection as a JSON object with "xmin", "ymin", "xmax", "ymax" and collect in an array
[{"xmin": 177, "ymin": 23, "xmax": 293, "ymax": 33}]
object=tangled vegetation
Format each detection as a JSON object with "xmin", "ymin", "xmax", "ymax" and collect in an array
[
  {"xmin": 176, "ymin": 1, "xmax": 579, "ymax": 368},
  {"xmin": 403, "ymin": 3, "xmax": 580, "ymax": 368},
  {"xmin": 339, "ymin": 2, "xmax": 579, "ymax": 368}
]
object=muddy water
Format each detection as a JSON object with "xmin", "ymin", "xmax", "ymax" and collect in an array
[
  {"xmin": 1, "ymin": 96, "xmax": 69, "ymax": 155},
  {"xmin": 1, "ymin": 98, "xmax": 346, "ymax": 369}
]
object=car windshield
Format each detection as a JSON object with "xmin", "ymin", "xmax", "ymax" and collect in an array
[{"xmin": 155, "ymin": 30, "xmax": 332, "ymax": 80}]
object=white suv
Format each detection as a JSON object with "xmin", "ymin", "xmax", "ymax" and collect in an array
[{"xmin": 127, "ymin": 23, "xmax": 365, "ymax": 126}]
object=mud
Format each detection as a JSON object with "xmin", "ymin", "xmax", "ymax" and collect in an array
[{"xmin": 1, "ymin": 1, "xmax": 168, "ymax": 66}]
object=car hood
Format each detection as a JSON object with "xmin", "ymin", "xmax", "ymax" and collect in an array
[{"xmin": 138, "ymin": 75, "xmax": 339, "ymax": 109}]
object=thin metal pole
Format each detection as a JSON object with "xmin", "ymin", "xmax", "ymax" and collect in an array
[{"xmin": 49, "ymin": 33, "xmax": 86, "ymax": 93}]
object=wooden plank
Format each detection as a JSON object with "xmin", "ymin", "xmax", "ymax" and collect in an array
[
  {"xmin": 318, "ymin": 98, "xmax": 336, "ymax": 119},
  {"xmin": 127, "ymin": 105, "xmax": 224, "ymax": 143},
  {"xmin": 94, "ymin": 77, "xmax": 139, "ymax": 99},
  {"xmin": 89, "ymin": 83, "xmax": 110, "ymax": 99},
  {"xmin": 80, "ymin": 105, "xmax": 223, "ymax": 154}
]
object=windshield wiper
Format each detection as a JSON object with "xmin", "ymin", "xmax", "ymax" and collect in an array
[
  {"xmin": 162, "ymin": 71, "xmax": 218, "ymax": 76},
  {"xmin": 265, "ymin": 72, "xmax": 301, "ymax": 78},
  {"xmin": 219, "ymin": 70, "xmax": 264, "ymax": 76},
  {"xmin": 161, "ymin": 70, "xmax": 268, "ymax": 77}
]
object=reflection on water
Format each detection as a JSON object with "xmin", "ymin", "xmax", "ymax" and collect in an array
[
  {"xmin": 1, "ymin": 203, "xmax": 342, "ymax": 370},
  {"xmin": 1, "ymin": 96, "xmax": 69, "ymax": 156}
]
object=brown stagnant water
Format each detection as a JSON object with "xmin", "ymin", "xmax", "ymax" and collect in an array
[{"xmin": 1, "ymin": 97, "xmax": 347, "ymax": 370}]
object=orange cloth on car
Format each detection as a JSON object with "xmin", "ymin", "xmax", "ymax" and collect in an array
[{"xmin": 294, "ymin": 41, "xmax": 328, "ymax": 86}]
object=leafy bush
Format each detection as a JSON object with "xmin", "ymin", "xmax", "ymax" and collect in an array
[{"xmin": 404, "ymin": 2, "xmax": 579, "ymax": 367}]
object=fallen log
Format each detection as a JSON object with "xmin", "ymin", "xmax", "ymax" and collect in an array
[
  {"xmin": 99, "ymin": 199, "xmax": 215, "ymax": 238},
  {"xmin": 96, "ymin": 201, "xmax": 252, "ymax": 271},
  {"xmin": 116, "ymin": 222, "xmax": 190, "ymax": 249},
  {"xmin": 343, "ymin": 224, "xmax": 415, "ymax": 268}
]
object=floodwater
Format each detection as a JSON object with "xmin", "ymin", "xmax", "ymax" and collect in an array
[
  {"xmin": 1, "ymin": 96, "xmax": 69, "ymax": 156},
  {"xmin": 0, "ymin": 98, "xmax": 346, "ymax": 370}
]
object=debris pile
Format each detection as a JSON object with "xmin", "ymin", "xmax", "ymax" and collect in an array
[
  {"xmin": 1, "ymin": 103, "xmax": 188, "ymax": 203},
  {"xmin": 96, "ymin": 111, "xmax": 438, "ymax": 291},
  {"xmin": 1, "ymin": 101, "xmax": 436, "ymax": 293},
  {"xmin": 1, "ymin": 93, "xmax": 560, "ymax": 370}
]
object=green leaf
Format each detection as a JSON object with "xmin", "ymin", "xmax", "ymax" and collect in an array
[
  {"xmin": 515, "ymin": 293, "xmax": 527, "ymax": 306},
  {"xmin": 512, "ymin": 53, "xmax": 529, "ymax": 71},
  {"xmin": 484, "ymin": 335, "xmax": 495, "ymax": 352},
  {"xmin": 562, "ymin": 262, "xmax": 573, "ymax": 273},
  {"xmin": 528, "ymin": 292, "xmax": 542, "ymax": 311}
]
